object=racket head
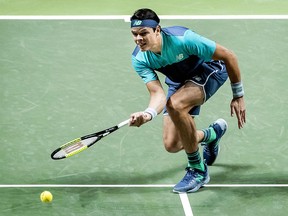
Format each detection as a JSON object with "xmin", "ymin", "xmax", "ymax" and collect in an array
[
  {"xmin": 51, "ymin": 119, "xmax": 129, "ymax": 160},
  {"xmin": 51, "ymin": 136, "xmax": 100, "ymax": 160}
]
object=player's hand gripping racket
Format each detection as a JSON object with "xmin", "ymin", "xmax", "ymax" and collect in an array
[{"xmin": 51, "ymin": 119, "xmax": 130, "ymax": 160}]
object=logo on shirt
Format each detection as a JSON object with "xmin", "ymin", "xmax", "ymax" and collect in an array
[{"xmin": 176, "ymin": 53, "xmax": 184, "ymax": 61}]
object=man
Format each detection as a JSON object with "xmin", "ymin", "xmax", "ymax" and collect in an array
[{"xmin": 128, "ymin": 8, "xmax": 246, "ymax": 193}]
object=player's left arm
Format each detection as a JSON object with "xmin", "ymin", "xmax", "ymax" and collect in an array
[{"xmin": 212, "ymin": 43, "xmax": 246, "ymax": 129}]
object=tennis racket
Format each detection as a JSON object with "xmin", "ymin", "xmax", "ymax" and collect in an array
[{"xmin": 51, "ymin": 119, "xmax": 130, "ymax": 160}]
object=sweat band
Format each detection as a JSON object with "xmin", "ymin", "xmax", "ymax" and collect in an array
[
  {"xmin": 231, "ymin": 81, "xmax": 244, "ymax": 98},
  {"xmin": 131, "ymin": 19, "xmax": 159, "ymax": 28},
  {"xmin": 144, "ymin": 107, "xmax": 157, "ymax": 119}
]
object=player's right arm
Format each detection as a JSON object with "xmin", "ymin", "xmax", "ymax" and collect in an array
[
  {"xmin": 130, "ymin": 80, "xmax": 166, "ymax": 127},
  {"xmin": 130, "ymin": 51, "xmax": 166, "ymax": 127}
]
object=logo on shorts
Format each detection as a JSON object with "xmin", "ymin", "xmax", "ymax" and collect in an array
[{"xmin": 193, "ymin": 75, "xmax": 202, "ymax": 82}]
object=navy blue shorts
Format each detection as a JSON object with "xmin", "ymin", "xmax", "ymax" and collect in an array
[{"xmin": 163, "ymin": 60, "xmax": 228, "ymax": 116}]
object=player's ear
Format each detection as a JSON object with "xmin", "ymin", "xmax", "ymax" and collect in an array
[{"xmin": 155, "ymin": 25, "xmax": 161, "ymax": 34}]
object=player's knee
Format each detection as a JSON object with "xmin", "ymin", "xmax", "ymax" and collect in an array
[
  {"xmin": 163, "ymin": 137, "xmax": 183, "ymax": 153},
  {"xmin": 164, "ymin": 142, "xmax": 183, "ymax": 153},
  {"xmin": 166, "ymin": 98, "xmax": 195, "ymax": 119},
  {"xmin": 166, "ymin": 98, "xmax": 184, "ymax": 115}
]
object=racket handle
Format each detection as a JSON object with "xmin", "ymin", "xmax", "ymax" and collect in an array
[{"xmin": 118, "ymin": 119, "xmax": 130, "ymax": 128}]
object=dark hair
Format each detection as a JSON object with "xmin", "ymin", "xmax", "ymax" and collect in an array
[{"xmin": 130, "ymin": 8, "xmax": 160, "ymax": 24}]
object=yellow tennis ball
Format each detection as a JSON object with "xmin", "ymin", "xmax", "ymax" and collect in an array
[{"xmin": 40, "ymin": 191, "xmax": 53, "ymax": 203}]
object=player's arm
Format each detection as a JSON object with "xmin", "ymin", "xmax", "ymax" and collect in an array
[
  {"xmin": 130, "ymin": 80, "xmax": 166, "ymax": 127},
  {"xmin": 212, "ymin": 43, "xmax": 241, "ymax": 83},
  {"xmin": 212, "ymin": 43, "xmax": 246, "ymax": 128},
  {"xmin": 146, "ymin": 79, "xmax": 166, "ymax": 115}
]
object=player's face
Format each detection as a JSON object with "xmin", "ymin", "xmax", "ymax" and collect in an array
[{"xmin": 131, "ymin": 26, "xmax": 161, "ymax": 52}]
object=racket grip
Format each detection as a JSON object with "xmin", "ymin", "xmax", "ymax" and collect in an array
[{"xmin": 118, "ymin": 119, "xmax": 130, "ymax": 128}]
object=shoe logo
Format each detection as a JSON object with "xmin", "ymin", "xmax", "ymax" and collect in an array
[{"xmin": 176, "ymin": 53, "xmax": 184, "ymax": 61}]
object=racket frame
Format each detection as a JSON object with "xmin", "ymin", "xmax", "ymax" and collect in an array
[{"xmin": 51, "ymin": 119, "xmax": 129, "ymax": 160}]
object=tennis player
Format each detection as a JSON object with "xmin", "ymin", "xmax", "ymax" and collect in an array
[{"xmin": 128, "ymin": 8, "xmax": 246, "ymax": 193}]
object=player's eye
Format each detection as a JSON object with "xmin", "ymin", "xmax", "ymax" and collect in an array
[
  {"xmin": 131, "ymin": 30, "xmax": 149, "ymax": 38},
  {"xmin": 139, "ymin": 32, "xmax": 148, "ymax": 36}
]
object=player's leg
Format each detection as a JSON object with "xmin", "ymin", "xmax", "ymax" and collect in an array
[
  {"xmin": 162, "ymin": 78, "xmax": 186, "ymax": 153},
  {"xmin": 169, "ymin": 61, "xmax": 229, "ymax": 193},
  {"xmin": 162, "ymin": 115, "xmax": 183, "ymax": 153},
  {"xmin": 165, "ymin": 81, "xmax": 210, "ymax": 193},
  {"xmin": 200, "ymin": 60, "xmax": 229, "ymax": 165},
  {"xmin": 162, "ymin": 115, "xmax": 204, "ymax": 153},
  {"xmin": 162, "ymin": 78, "xmax": 204, "ymax": 153},
  {"xmin": 166, "ymin": 81, "xmax": 204, "ymax": 153}
]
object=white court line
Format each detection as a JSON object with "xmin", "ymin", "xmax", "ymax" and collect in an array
[
  {"xmin": 0, "ymin": 184, "xmax": 174, "ymax": 188},
  {"xmin": 179, "ymin": 193, "xmax": 193, "ymax": 216},
  {"xmin": 206, "ymin": 184, "xmax": 288, "ymax": 187},
  {"xmin": 0, "ymin": 15, "xmax": 288, "ymax": 20},
  {"xmin": 0, "ymin": 184, "xmax": 287, "ymax": 188},
  {"xmin": 160, "ymin": 15, "xmax": 288, "ymax": 20},
  {"xmin": 2, "ymin": 184, "xmax": 286, "ymax": 216}
]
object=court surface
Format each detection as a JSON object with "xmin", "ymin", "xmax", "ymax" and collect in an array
[{"xmin": 1, "ymin": 2, "xmax": 288, "ymax": 216}]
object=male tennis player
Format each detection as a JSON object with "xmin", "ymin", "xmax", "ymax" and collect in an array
[{"xmin": 128, "ymin": 8, "xmax": 246, "ymax": 193}]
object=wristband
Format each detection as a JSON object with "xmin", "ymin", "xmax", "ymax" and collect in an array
[
  {"xmin": 144, "ymin": 107, "xmax": 157, "ymax": 120},
  {"xmin": 231, "ymin": 81, "xmax": 244, "ymax": 98}
]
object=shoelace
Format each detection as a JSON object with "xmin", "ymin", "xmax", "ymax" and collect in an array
[{"xmin": 180, "ymin": 168, "xmax": 201, "ymax": 183}]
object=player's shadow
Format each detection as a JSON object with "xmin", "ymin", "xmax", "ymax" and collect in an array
[
  {"xmin": 42, "ymin": 164, "xmax": 184, "ymax": 186},
  {"xmin": 40, "ymin": 165, "xmax": 183, "ymax": 204},
  {"xmin": 42, "ymin": 162, "xmax": 287, "ymax": 186},
  {"xmin": 208, "ymin": 163, "xmax": 288, "ymax": 184},
  {"xmin": 40, "ymin": 163, "xmax": 288, "ymax": 207},
  {"xmin": 199, "ymin": 163, "xmax": 288, "ymax": 210}
]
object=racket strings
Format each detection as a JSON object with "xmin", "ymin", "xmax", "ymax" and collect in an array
[{"xmin": 64, "ymin": 142, "xmax": 85, "ymax": 154}]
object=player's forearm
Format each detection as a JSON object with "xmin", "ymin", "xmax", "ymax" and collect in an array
[
  {"xmin": 145, "ymin": 80, "xmax": 166, "ymax": 118},
  {"xmin": 222, "ymin": 51, "xmax": 245, "ymax": 98},
  {"xmin": 224, "ymin": 51, "xmax": 242, "ymax": 84},
  {"xmin": 147, "ymin": 91, "xmax": 166, "ymax": 115},
  {"xmin": 129, "ymin": 91, "xmax": 165, "ymax": 126}
]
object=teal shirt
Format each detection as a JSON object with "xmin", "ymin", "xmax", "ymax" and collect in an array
[{"xmin": 132, "ymin": 26, "xmax": 216, "ymax": 84}]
